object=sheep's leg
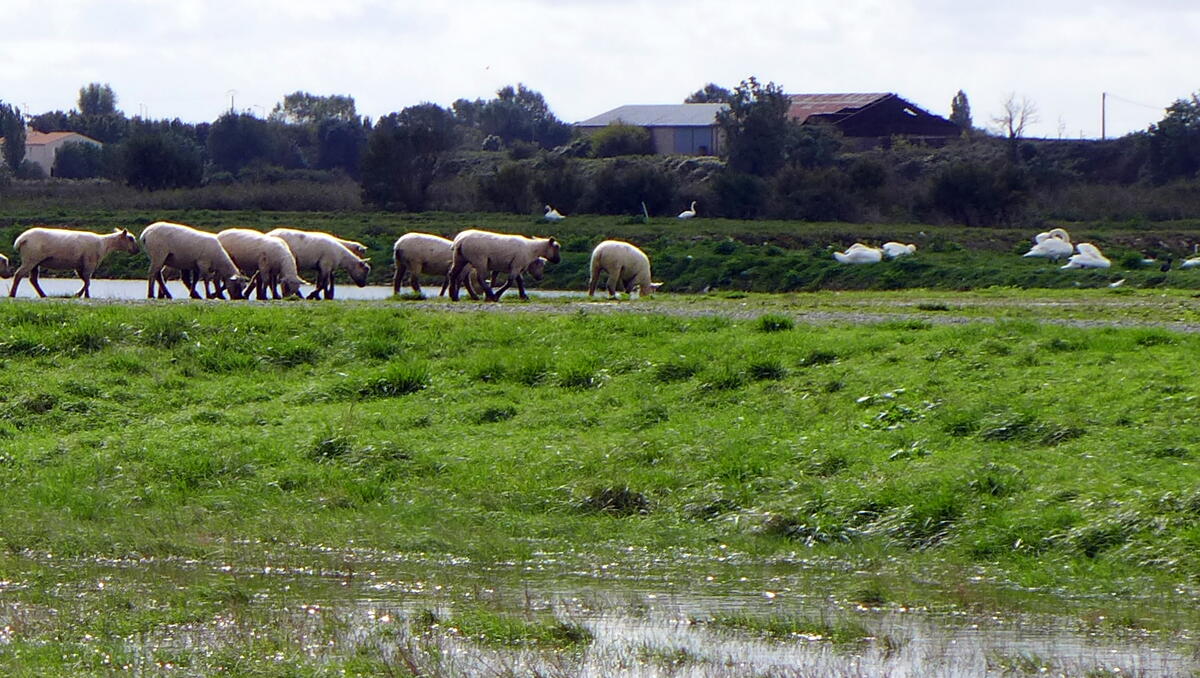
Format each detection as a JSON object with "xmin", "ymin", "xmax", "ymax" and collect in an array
[
  {"xmin": 306, "ymin": 270, "xmax": 325, "ymax": 300},
  {"xmin": 75, "ymin": 268, "xmax": 91, "ymax": 298},
  {"xmin": 447, "ymin": 258, "xmax": 469, "ymax": 302},
  {"xmin": 8, "ymin": 266, "xmax": 27, "ymax": 297},
  {"xmin": 182, "ymin": 268, "xmax": 203, "ymax": 299},
  {"xmin": 514, "ymin": 274, "xmax": 529, "ymax": 300},
  {"xmin": 393, "ymin": 261, "xmax": 406, "ymax": 295},
  {"xmin": 29, "ymin": 267, "xmax": 47, "ymax": 298}
]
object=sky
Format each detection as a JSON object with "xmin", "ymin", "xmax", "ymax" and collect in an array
[{"xmin": 2, "ymin": 0, "xmax": 1197, "ymax": 140}]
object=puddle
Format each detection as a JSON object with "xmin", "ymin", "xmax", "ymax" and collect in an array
[{"xmin": 6, "ymin": 548, "xmax": 1192, "ymax": 676}]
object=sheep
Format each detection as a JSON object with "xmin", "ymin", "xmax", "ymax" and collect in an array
[
  {"xmin": 392, "ymin": 232, "xmax": 455, "ymax": 296},
  {"xmin": 0, "ymin": 253, "xmax": 11, "ymax": 279},
  {"xmin": 217, "ymin": 228, "xmax": 309, "ymax": 300},
  {"xmin": 588, "ymin": 240, "xmax": 659, "ymax": 299},
  {"xmin": 265, "ymin": 227, "xmax": 370, "ymax": 300},
  {"xmin": 8, "ymin": 226, "xmax": 139, "ymax": 298},
  {"xmin": 446, "ymin": 256, "xmax": 548, "ymax": 300},
  {"xmin": 447, "ymin": 229, "xmax": 560, "ymax": 302},
  {"xmin": 140, "ymin": 221, "xmax": 248, "ymax": 300}
]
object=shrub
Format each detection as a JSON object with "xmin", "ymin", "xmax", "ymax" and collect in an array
[{"xmin": 590, "ymin": 122, "xmax": 654, "ymax": 158}]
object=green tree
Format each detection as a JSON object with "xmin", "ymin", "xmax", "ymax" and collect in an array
[
  {"xmin": 717, "ymin": 77, "xmax": 794, "ymax": 177},
  {"xmin": 207, "ymin": 112, "xmax": 272, "ymax": 174},
  {"xmin": 1147, "ymin": 93, "xmax": 1200, "ymax": 183},
  {"xmin": 685, "ymin": 83, "xmax": 732, "ymax": 104},
  {"xmin": 52, "ymin": 141, "xmax": 104, "ymax": 179},
  {"xmin": 270, "ymin": 91, "xmax": 357, "ymax": 125},
  {"xmin": 361, "ymin": 103, "xmax": 458, "ymax": 210},
  {"xmin": 0, "ymin": 102, "xmax": 25, "ymax": 171},
  {"xmin": 78, "ymin": 83, "xmax": 117, "ymax": 115},
  {"xmin": 120, "ymin": 131, "xmax": 203, "ymax": 190},
  {"xmin": 478, "ymin": 84, "xmax": 571, "ymax": 149},
  {"xmin": 950, "ymin": 90, "xmax": 972, "ymax": 133}
]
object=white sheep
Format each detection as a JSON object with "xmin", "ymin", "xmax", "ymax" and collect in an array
[
  {"xmin": 7, "ymin": 226, "xmax": 140, "ymax": 298},
  {"xmin": 217, "ymin": 228, "xmax": 309, "ymax": 299},
  {"xmin": 141, "ymin": 221, "xmax": 248, "ymax": 300},
  {"xmin": 392, "ymin": 232, "xmax": 455, "ymax": 296},
  {"xmin": 265, "ymin": 227, "xmax": 371, "ymax": 300},
  {"xmin": 588, "ymin": 240, "xmax": 659, "ymax": 298},
  {"xmin": 0, "ymin": 253, "xmax": 11, "ymax": 279},
  {"xmin": 334, "ymin": 237, "xmax": 368, "ymax": 258},
  {"xmin": 448, "ymin": 229, "xmax": 560, "ymax": 302},
  {"xmin": 446, "ymin": 256, "xmax": 548, "ymax": 300}
]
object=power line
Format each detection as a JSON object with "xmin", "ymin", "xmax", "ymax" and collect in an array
[{"xmin": 1105, "ymin": 92, "xmax": 1163, "ymax": 111}]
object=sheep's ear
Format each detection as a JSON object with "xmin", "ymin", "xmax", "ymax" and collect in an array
[{"xmin": 548, "ymin": 237, "xmax": 557, "ymax": 245}]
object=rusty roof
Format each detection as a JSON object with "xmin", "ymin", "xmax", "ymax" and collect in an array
[
  {"xmin": 23, "ymin": 131, "xmax": 101, "ymax": 145},
  {"xmin": 787, "ymin": 93, "xmax": 892, "ymax": 122}
]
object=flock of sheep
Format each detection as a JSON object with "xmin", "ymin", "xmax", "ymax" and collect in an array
[{"xmin": 0, "ymin": 222, "xmax": 658, "ymax": 302}]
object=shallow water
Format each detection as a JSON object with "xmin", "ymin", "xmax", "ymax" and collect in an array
[
  {"xmin": 2, "ymin": 277, "xmax": 579, "ymax": 300},
  {"xmin": 5, "ymin": 548, "xmax": 1194, "ymax": 676}
]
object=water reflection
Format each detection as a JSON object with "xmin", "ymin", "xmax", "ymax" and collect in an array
[{"xmin": 2, "ymin": 277, "xmax": 577, "ymax": 300}]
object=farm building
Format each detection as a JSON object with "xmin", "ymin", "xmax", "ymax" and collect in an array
[
  {"xmin": 575, "ymin": 93, "xmax": 960, "ymax": 156},
  {"xmin": 788, "ymin": 93, "xmax": 961, "ymax": 146},
  {"xmin": 0, "ymin": 130, "xmax": 103, "ymax": 177},
  {"xmin": 574, "ymin": 104, "xmax": 726, "ymax": 156}
]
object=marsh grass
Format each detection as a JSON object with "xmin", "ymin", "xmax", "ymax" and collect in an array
[
  {"xmin": 1, "ymin": 298, "xmax": 1200, "ymax": 672},
  {"xmin": 706, "ymin": 612, "xmax": 872, "ymax": 645}
]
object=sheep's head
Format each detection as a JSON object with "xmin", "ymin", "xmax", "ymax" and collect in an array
[
  {"xmin": 543, "ymin": 237, "xmax": 561, "ymax": 264},
  {"xmin": 281, "ymin": 276, "xmax": 308, "ymax": 298},
  {"xmin": 116, "ymin": 228, "xmax": 140, "ymax": 254},
  {"xmin": 0, "ymin": 253, "xmax": 11, "ymax": 279},
  {"xmin": 225, "ymin": 274, "xmax": 249, "ymax": 300},
  {"xmin": 640, "ymin": 282, "xmax": 663, "ymax": 298},
  {"xmin": 350, "ymin": 258, "xmax": 371, "ymax": 287}
]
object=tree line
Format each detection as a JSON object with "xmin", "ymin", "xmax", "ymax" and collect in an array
[{"xmin": 3, "ymin": 81, "xmax": 1200, "ymax": 226}]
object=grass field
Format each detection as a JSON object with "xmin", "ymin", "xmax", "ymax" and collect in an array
[
  {"xmin": 1, "ymin": 292, "xmax": 1199, "ymax": 674},
  {"xmin": 6, "ymin": 208, "xmax": 1200, "ymax": 293}
]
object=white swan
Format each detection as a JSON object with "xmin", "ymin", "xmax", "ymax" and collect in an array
[
  {"xmin": 1180, "ymin": 245, "xmax": 1200, "ymax": 269},
  {"xmin": 833, "ymin": 243, "xmax": 883, "ymax": 264},
  {"xmin": 543, "ymin": 205, "xmax": 565, "ymax": 221},
  {"xmin": 677, "ymin": 201, "xmax": 697, "ymax": 219},
  {"xmin": 882, "ymin": 242, "xmax": 917, "ymax": 259},
  {"xmin": 1061, "ymin": 242, "xmax": 1111, "ymax": 269},
  {"xmin": 1024, "ymin": 229, "xmax": 1074, "ymax": 261}
]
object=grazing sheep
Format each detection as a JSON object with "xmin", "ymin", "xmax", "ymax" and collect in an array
[
  {"xmin": 447, "ymin": 229, "xmax": 560, "ymax": 302},
  {"xmin": 8, "ymin": 227, "xmax": 139, "ymax": 298},
  {"xmin": 266, "ymin": 227, "xmax": 370, "ymax": 300},
  {"xmin": 334, "ymin": 237, "xmax": 368, "ymax": 258},
  {"xmin": 882, "ymin": 242, "xmax": 917, "ymax": 259},
  {"xmin": 217, "ymin": 228, "xmax": 309, "ymax": 300},
  {"xmin": 588, "ymin": 240, "xmax": 659, "ymax": 299},
  {"xmin": 447, "ymin": 256, "xmax": 547, "ymax": 300},
  {"xmin": 832, "ymin": 243, "xmax": 883, "ymax": 264},
  {"xmin": 140, "ymin": 221, "xmax": 248, "ymax": 300},
  {"xmin": 0, "ymin": 253, "xmax": 11, "ymax": 279}
]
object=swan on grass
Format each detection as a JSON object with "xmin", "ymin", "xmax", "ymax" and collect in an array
[
  {"xmin": 833, "ymin": 243, "xmax": 883, "ymax": 264},
  {"xmin": 1024, "ymin": 229, "xmax": 1074, "ymax": 261},
  {"xmin": 543, "ymin": 205, "xmax": 565, "ymax": 221},
  {"xmin": 882, "ymin": 242, "xmax": 917, "ymax": 259},
  {"xmin": 677, "ymin": 201, "xmax": 697, "ymax": 219},
  {"xmin": 1061, "ymin": 242, "xmax": 1111, "ymax": 269}
]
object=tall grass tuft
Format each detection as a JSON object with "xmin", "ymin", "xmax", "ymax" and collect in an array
[
  {"xmin": 358, "ymin": 361, "xmax": 430, "ymax": 398},
  {"xmin": 755, "ymin": 313, "xmax": 794, "ymax": 332}
]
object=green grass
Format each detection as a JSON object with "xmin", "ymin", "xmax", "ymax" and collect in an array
[{"xmin": 2, "ymin": 295, "xmax": 1200, "ymax": 672}]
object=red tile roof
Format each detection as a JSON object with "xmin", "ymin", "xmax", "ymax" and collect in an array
[{"xmin": 787, "ymin": 93, "xmax": 891, "ymax": 123}]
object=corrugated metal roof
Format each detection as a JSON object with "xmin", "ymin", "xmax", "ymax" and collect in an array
[
  {"xmin": 575, "ymin": 104, "xmax": 727, "ymax": 127},
  {"xmin": 787, "ymin": 93, "xmax": 892, "ymax": 122},
  {"xmin": 23, "ymin": 131, "xmax": 100, "ymax": 145}
]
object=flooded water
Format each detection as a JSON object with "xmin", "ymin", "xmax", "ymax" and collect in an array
[
  {"xmin": 2, "ymin": 277, "xmax": 579, "ymax": 300},
  {"xmin": 5, "ymin": 547, "xmax": 1194, "ymax": 676}
]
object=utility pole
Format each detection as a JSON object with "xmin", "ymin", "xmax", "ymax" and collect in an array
[{"xmin": 1101, "ymin": 92, "xmax": 1107, "ymax": 140}]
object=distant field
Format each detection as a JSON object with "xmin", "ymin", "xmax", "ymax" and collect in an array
[{"xmin": 5, "ymin": 208, "xmax": 1200, "ymax": 293}]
